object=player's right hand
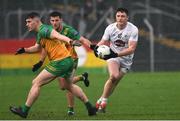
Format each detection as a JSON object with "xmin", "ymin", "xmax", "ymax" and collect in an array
[
  {"xmin": 93, "ymin": 46, "xmax": 99, "ymax": 57},
  {"xmin": 15, "ymin": 47, "xmax": 25, "ymax": 55},
  {"xmin": 103, "ymin": 49, "xmax": 118, "ymax": 60},
  {"xmin": 90, "ymin": 44, "xmax": 96, "ymax": 50},
  {"xmin": 32, "ymin": 61, "xmax": 43, "ymax": 72}
]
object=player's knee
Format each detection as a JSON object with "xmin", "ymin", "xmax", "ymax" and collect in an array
[
  {"xmin": 109, "ymin": 74, "xmax": 120, "ymax": 83},
  {"xmin": 32, "ymin": 79, "xmax": 38, "ymax": 86},
  {"xmin": 32, "ymin": 79, "xmax": 42, "ymax": 87}
]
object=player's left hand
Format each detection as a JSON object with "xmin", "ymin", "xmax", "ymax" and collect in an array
[
  {"xmin": 90, "ymin": 44, "xmax": 96, "ymax": 50},
  {"xmin": 93, "ymin": 46, "xmax": 99, "ymax": 57},
  {"xmin": 103, "ymin": 49, "xmax": 118, "ymax": 60},
  {"xmin": 32, "ymin": 61, "xmax": 43, "ymax": 72}
]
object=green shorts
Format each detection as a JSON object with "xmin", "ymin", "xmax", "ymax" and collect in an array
[{"xmin": 45, "ymin": 57, "xmax": 74, "ymax": 78}]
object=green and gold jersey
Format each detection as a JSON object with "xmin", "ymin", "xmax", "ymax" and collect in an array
[
  {"xmin": 59, "ymin": 23, "xmax": 80, "ymax": 59},
  {"xmin": 36, "ymin": 24, "xmax": 70, "ymax": 61}
]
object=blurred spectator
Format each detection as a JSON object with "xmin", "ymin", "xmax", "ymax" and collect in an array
[
  {"xmin": 84, "ymin": 0, "xmax": 93, "ymax": 14},
  {"xmin": 78, "ymin": 14, "xmax": 87, "ymax": 36},
  {"xmin": 84, "ymin": 0, "xmax": 96, "ymax": 21},
  {"xmin": 96, "ymin": 0, "xmax": 108, "ymax": 15}
]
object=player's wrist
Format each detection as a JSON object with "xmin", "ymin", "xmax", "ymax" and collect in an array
[
  {"xmin": 90, "ymin": 44, "xmax": 97, "ymax": 50},
  {"xmin": 117, "ymin": 52, "xmax": 122, "ymax": 57},
  {"xmin": 15, "ymin": 47, "xmax": 25, "ymax": 55},
  {"xmin": 39, "ymin": 60, "xmax": 44, "ymax": 64},
  {"xmin": 68, "ymin": 39, "xmax": 73, "ymax": 45},
  {"xmin": 115, "ymin": 53, "xmax": 119, "ymax": 57}
]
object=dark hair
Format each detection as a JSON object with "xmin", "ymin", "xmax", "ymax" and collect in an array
[
  {"xmin": 115, "ymin": 8, "xmax": 129, "ymax": 16},
  {"xmin": 26, "ymin": 12, "xmax": 40, "ymax": 19},
  {"xmin": 49, "ymin": 11, "xmax": 62, "ymax": 18}
]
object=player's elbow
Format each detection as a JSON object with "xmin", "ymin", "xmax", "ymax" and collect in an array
[{"xmin": 129, "ymin": 47, "xmax": 136, "ymax": 54}]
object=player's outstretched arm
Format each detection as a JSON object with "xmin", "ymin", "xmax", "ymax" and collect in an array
[
  {"xmin": 117, "ymin": 41, "xmax": 137, "ymax": 57},
  {"xmin": 15, "ymin": 47, "xmax": 25, "ymax": 55},
  {"xmin": 15, "ymin": 43, "xmax": 41, "ymax": 55},
  {"xmin": 25, "ymin": 43, "xmax": 41, "ymax": 53},
  {"xmin": 79, "ymin": 36, "xmax": 92, "ymax": 47},
  {"xmin": 50, "ymin": 29, "xmax": 72, "ymax": 44}
]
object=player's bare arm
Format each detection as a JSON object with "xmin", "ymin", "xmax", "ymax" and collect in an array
[
  {"xmin": 117, "ymin": 40, "xmax": 137, "ymax": 57},
  {"xmin": 79, "ymin": 36, "xmax": 92, "ymax": 47},
  {"xmin": 25, "ymin": 43, "xmax": 41, "ymax": 53},
  {"xmin": 50, "ymin": 29, "xmax": 72, "ymax": 44},
  {"xmin": 15, "ymin": 43, "xmax": 41, "ymax": 55},
  {"xmin": 97, "ymin": 40, "xmax": 109, "ymax": 46},
  {"xmin": 40, "ymin": 49, "xmax": 47, "ymax": 62}
]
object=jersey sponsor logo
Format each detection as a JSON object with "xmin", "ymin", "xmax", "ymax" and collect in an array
[
  {"xmin": 63, "ymin": 28, "xmax": 69, "ymax": 35},
  {"xmin": 118, "ymin": 33, "xmax": 129, "ymax": 40},
  {"xmin": 114, "ymin": 39, "xmax": 125, "ymax": 47}
]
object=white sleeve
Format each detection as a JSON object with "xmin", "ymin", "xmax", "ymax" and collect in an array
[
  {"xmin": 101, "ymin": 26, "xmax": 110, "ymax": 41},
  {"xmin": 129, "ymin": 28, "xmax": 138, "ymax": 42}
]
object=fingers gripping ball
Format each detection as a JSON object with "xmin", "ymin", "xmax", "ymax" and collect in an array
[{"xmin": 96, "ymin": 45, "xmax": 111, "ymax": 59}]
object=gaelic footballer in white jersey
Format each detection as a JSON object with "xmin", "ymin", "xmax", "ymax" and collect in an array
[
  {"xmin": 102, "ymin": 22, "xmax": 138, "ymax": 72},
  {"xmin": 95, "ymin": 8, "xmax": 139, "ymax": 113}
]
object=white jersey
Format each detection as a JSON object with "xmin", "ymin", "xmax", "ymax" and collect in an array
[{"xmin": 102, "ymin": 22, "xmax": 138, "ymax": 69}]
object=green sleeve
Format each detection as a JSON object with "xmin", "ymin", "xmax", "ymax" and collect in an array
[
  {"xmin": 36, "ymin": 25, "xmax": 53, "ymax": 44},
  {"xmin": 69, "ymin": 28, "xmax": 80, "ymax": 40},
  {"xmin": 39, "ymin": 25, "xmax": 53, "ymax": 38}
]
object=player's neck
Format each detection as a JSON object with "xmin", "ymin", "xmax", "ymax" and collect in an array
[
  {"xmin": 36, "ymin": 22, "xmax": 43, "ymax": 32},
  {"xmin": 116, "ymin": 23, "xmax": 127, "ymax": 30}
]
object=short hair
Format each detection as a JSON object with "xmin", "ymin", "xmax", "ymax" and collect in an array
[
  {"xmin": 49, "ymin": 11, "xmax": 62, "ymax": 18},
  {"xmin": 115, "ymin": 8, "xmax": 129, "ymax": 16},
  {"xmin": 26, "ymin": 12, "xmax": 40, "ymax": 19}
]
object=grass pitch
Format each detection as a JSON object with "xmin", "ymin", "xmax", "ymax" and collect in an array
[{"xmin": 0, "ymin": 68, "xmax": 180, "ymax": 119}]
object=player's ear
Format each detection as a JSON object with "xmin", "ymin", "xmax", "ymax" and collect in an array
[
  {"xmin": 127, "ymin": 16, "xmax": 129, "ymax": 20},
  {"xmin": 60, "ymin": 18, "xmax": 63, "ymax": 22}
]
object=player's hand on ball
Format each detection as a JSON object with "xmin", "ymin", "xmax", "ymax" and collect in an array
[
  {"xmin": 93, "ymin": 46, "xmax": 99, "ymax": 57},
  {"xmin": 90, "ymin": 44, "xmax": 96, "ymax": 50},
  {"xmin": 103, "ymin": 49, "xmax": 118, "ymax": 60},
  {"xmin": 15, "ymin": 47, "xmax": 25, "ymax": 55},
  {"xmin": 32, "ymin": 61, "xmax": 43, "ymax": 72}
]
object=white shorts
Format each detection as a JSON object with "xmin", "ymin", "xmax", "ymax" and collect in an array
[{"xmin": 107, "ymin": 57, "xmax": 133, "ymax": 73}]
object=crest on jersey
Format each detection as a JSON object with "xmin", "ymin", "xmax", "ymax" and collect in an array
[
  {"xmin": 114, "ymin": 40, "xmax": 125, "ymax": 47},
  {"xmin": 118, "ymin": 33, "xmax": 122, "ymax": 38}
]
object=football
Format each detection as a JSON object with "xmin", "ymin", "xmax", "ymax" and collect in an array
[{"xmin": 97, "ymin": 45, "xmax": 110, "ymax": 59}]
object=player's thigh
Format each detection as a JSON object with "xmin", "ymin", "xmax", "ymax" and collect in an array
[
  {"xmin": 107, "ymin": 59, "xmax": 125, "ymax": 84},
  {"xmin": 107, "ymin": 59, "xmax": 121, "ymax": 77},
  {"xmin": 33, "ymin": 69, "xmax": 56, "ymax": 86}
]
